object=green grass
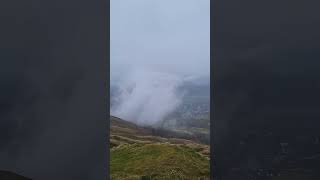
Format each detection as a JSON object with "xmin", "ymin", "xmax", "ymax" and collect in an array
[
  {"xmin": 110, "ymin": 143, "xmax": 210, "ymax": 180},
  {"xmin": 110, "ymin": 116, "xmax": 210, "ymax": 179}
]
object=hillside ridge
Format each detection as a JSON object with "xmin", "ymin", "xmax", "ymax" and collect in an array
[{"xmin": 110, "ymin": 115, "xmax": 210, "ymax": 179}]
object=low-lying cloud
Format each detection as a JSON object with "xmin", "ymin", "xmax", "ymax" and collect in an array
[
  {"xmin": 111, "ymin": 66, "xmax": 185, "ymax": 126},
  {"xmin": 110, "ymin": 0, "xmax": 209, "ymax": 126}
]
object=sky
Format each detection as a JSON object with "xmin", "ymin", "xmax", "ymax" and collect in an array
[
  {"xmin": 110, "ymin": 0, "xmax": 210, "ymax": 81},
  {"xmin": 110, "ymin": 0, "xmax": 210, "ymax": 125}
]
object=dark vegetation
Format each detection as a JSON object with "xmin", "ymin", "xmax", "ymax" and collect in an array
[{"xmin": 149, "ymin": 126, "xmax": 210, "ymax": 145}]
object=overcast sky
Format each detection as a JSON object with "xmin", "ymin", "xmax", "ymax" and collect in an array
[{"xmin": 110, "ymin": 0, "xmax": 210, "ymax": 81}]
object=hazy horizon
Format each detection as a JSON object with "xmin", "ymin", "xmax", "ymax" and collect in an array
[{"xmin": 110, "ymin": 0, "xmax": 210, "ymax": 125}]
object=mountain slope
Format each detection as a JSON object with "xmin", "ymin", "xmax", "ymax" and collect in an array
[{"xmin": 110, "ymin": 116, "xmax": 210, "ymax": 180}]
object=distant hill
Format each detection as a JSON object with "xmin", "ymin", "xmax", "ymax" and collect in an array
[{"xmin": 110, "ymin": 116, "xmax": 210, "ymax": 180}]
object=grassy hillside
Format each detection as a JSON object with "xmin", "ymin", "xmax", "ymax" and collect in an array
[{"xmin": 110, "ymin": 116, "xmax": 210, "ymax": 180}]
